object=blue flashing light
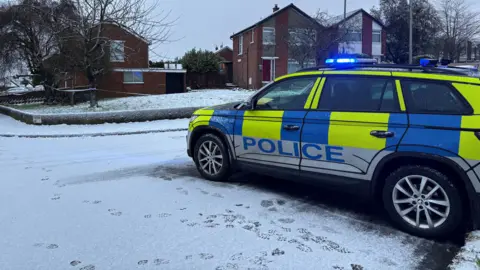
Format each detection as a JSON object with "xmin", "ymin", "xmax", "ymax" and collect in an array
[
  {"xmin": 337, "ymin": 58, "xmax": 356, "ymax": 63},
  {"xmin": 420, "ymin": 58, "xmax": 438, "ymax": 67},
  {"xmin": 325, "ymin": 58, "xmax": 357, "ymax": 64}
]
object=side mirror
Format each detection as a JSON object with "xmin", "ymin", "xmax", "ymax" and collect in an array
[{"xmin": 243, "ymin": 101, "xmax": 255, "ymax": 110}]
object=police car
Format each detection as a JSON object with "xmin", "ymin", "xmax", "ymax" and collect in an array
[{"xmin": 186, "ymin": 57, "xmax": 480, "ymax": 238}]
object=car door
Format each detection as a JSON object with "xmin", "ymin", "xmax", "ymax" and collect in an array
[
  {"xmin": 395, "ymin": 76, "xmax": 479, "ymax": 170},
  {"xmin": 234, "ymin": 75, "xmax": 322, "ymax": 170},
  {"xmin": 300, "ymin": 73, "xmax": 409, "ymax": 180}
]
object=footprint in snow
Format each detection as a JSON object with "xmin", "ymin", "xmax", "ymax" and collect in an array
[
  {"xmin": 199, "ymin": 253, "xmax": 214, "ymax": 260},
  {"xmin": 278, "ymin": 218, "xmax": 295, "ymax": 224},
  {"xmin": 33, "ymin": 243, "xmax": 59, "ymax": 249},
  {"xmin": 70, "ymin": 260, "xmax": 81, "ymax": 266},
  {"xmin": 46, "ymin": 244, "xmax": 59, "ymax": 249},
  {"xmin": 153, "ymin": 258, "xmax": 170, "ymax": 265},
  {"xmin": 108, "ymin": 209, "xmax": 122, "ymax": 216},
  {"xmin": 138, "ymin": 260, "xmax": 148, "ymax": 265},
  {"xmin": 260, "ymin": 200, "xmax": 274, "ymax": 208}
]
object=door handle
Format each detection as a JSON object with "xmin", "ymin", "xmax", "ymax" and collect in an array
[
  {"xmin": 283, "ymin": 124, "xmax": 300, "ymax": 131},
  {"xmin": 370, "ymin": 130, "xmax": 394, "ymax": 138}
]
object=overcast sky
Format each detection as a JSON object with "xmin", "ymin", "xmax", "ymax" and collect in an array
[{"xmin": 153, "ymin": 0, "xmax": 380, "ymax": 60}]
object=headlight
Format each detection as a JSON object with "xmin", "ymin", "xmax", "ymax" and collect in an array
[{"xmin": 190, "ymin": 115, "xmax": 199, "ymax": 123}]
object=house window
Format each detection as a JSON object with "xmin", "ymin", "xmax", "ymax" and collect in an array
[
  {"xmin": 344, "ymin": 31, "xmax": 362, "ymax": 42},
  {"xmin": 251, "ymin": 29, "xmax": 255, "ymax": 43},
  {"xmin": 373, "ymin": 30, "xmax": 381, "ymax": 43},
  {"xmin": 239, "ymin": 35, "xmax": 243, "ymax": 55},
  {"xmin": 263, "ymin": 27, "xmax": 275, "ymax": 45},
  {"xmin": 110, "ymin": 40, "xmax": 125, "ymax": 62},
  {"xmin": 123, "ymin": 71, "xmax": 143, "ymax": 84}
]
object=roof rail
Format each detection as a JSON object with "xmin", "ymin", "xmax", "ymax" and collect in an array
[{"xmin": 296, "ymin": 64, "xmax": 467, "ymax": 76}]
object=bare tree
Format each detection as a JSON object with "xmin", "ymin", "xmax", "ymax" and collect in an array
[
  {"xmin": 0, "ymin": 0, "xmax": 78, "ymax": 101},
  {"xmin": 283, "ymin": 10, "xmax": 362, "ymax": 70},
  {"xmin": 437, "ymin": 0, "xmax": 480, "ymax": 61},
  {"xmin": 56, "ymin": 0, "xmax": 176, "ymax": 107}
]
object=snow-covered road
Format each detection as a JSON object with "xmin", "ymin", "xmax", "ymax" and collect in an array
[{"xmin": 0, "ymin": 131, "xmax": 459, "ymax": 270}]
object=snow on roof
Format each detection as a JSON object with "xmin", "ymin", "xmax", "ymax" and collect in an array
[{"xmin": 324, "ymin": 9, "xmax": 362, "ymax": 26}]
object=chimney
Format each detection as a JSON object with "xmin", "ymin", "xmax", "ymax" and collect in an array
[{"xmin": 273, "ymin": 4, "xmax": 279, "ymax": 12}]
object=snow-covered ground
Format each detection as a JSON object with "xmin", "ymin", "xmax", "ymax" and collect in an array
[
  {"xmin": 10, "ymin": 89, "xmax": 254, "ymax": 114},
  {"xmin": 0, "ymin": 113, "xmax": 189, "ymax": 136},
  {"xmin": 450, "ymin": 231, "xmax": 480, "ymax": 270},
  {"xmin": 0, "ymin": 125, "xmax": 459, "ymax": 269}
]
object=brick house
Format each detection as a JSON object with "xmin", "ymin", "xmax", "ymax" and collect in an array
[
  {"xmin": 215, "ymin": 46, "xmax": 233, "ymax": 83},
  {"xmin": 230, "ymin": 4, "xmax": 386, "ymax": 89},
  {"xmin": 60, "ymin": 22, "xmax": 186, "ymax": 98}
]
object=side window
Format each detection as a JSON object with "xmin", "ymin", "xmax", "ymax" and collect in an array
[
  {"xmin": 254, "ymin": 77, "xmax": 318, "ymax": 110},
  {"xmin": 401, "ymin": 80, "xmax": 471, "ymax": 114},
  {"xmin": 317, "ymin": 76, "xmax": 399, "ymax": 112}
]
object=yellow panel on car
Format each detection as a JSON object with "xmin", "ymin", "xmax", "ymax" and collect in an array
[
  {"xmin": 328, "ymin": 112, "xmax": 390, "ymax": 150},
  {"xmin": 242, "ymin": 111, "xmax": 283, "ymax": 140},
  {"xmin": 391, "ymin": 72, "xmax": 480, "ymax": 84},
  {"xmin": 189, "ymin": 109, "xmax": 214, "ymax": 131},
  {"xmin": 459, "ymin": 115, "xmax": 480, "ymax": 160},
  {"xmin": 453, "ymin": 83, "xmax": 480, "ymax": 114},
  {"xmin": 275, "ymin": 71, "xmax": 323, "ymax": 81}
]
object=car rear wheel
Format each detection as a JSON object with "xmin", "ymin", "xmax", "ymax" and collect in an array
[
  {"xmin": 193, "ymin": 133, "xmax": 231, "ymax": 181},
  {"xmin": 382, "ymin": 165, "xmax": 463, "ymax": 238}
]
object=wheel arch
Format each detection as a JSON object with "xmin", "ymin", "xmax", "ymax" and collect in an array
[
  {"xmin": 189, "ymin": 125, "xmax": 236, "ymax": 164},
  {"xmin": 371, "ymin": 151, "xmax": 474, "ymax": 226}
]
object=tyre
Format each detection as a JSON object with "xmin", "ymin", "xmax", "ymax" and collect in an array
[
  {"xmin": 193, "ymin": 133, "xmax": 232, "ymax": 181},
  {"xmin": 382, "ymin": 165, "xmax": 463, "ymax": 238}
]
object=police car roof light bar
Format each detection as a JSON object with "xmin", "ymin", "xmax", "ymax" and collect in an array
[{"xmin": 296, "ymin": 63, "xmax": 467, "ymax": 76}]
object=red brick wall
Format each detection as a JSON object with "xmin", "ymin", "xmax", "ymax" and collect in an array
[
  {"xmin": 218, "ymin": 48, "xmax": 233, "ymax": 62},
  {"xmin": 232, "ymin": 32, "xmax": 254, "ymax": 89},
  {"xmin": 98, "ymin": 24, "xmax": 149, "ymax": 69},
  {"xmin": 248, "ymin": 28, "xmax": 262, "ymax": 89},
  {"xmin": 362, "ymin": 15, "xmax": 373, "ymax": 56},
  {"xmin": 97, "ymin": 71, "xmax": 166, "ymax": 98},
  {"xmin": 275, "ymin": 10, "xmax": 289, "ymax": 78}
]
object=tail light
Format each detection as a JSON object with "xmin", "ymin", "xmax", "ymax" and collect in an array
[{"xmin": 475, "ymin": 131, "xmax": 480, "ymax": 140}]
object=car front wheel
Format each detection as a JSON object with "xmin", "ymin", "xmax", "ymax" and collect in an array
[
  {"xmin": 193, "ymin": 133, "xmax": 231, "ymax": 181},
  {"xmin": 382, "ymin": 165, "xmax": 463, "ymax": 238}
]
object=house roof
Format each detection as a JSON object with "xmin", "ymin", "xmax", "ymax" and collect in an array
[
  {"xmin": 93, "ymin": 21, "xmax": 151, "ymax": 45},
  {"xmin": 229, "ymin": 3, "xmax": 321, "ymax": 39},
  {"xmin": 215, "ymin": 46, "xmax": 232, "ymax": 54},
  {"xmin": 230, "ymin": 5, "xmax": 384, "ymax": 39},
  {"xmin": 327, "ymin": 9, "xmax": 385, "ymax": 28}
]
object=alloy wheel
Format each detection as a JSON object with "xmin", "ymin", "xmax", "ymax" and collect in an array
[
  {"xmin": 197, "ymin": 140, "xmax": 224, "ymax": 175},
  {"xmin": 392, "ymin": 175, "xmax": 450, "ymax": 229}
]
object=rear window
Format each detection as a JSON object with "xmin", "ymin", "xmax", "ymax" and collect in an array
[{"xmin": 400, "ymin": 80, "xmax": 471, "ymax": 115}]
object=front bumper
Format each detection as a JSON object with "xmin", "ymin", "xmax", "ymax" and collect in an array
[{"xmin": 186, "ymin": 130, "xmax": 192, "ymax": 157}]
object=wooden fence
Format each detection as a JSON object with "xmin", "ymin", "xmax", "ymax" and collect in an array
[{"xmin": 186, "ymin": 72, "xmax": 228, "ymax": 89}]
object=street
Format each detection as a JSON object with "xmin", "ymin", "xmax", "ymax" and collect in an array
[{"xmin": 0, "ymin": 131, "xmax": 461, "ymax": 270}]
